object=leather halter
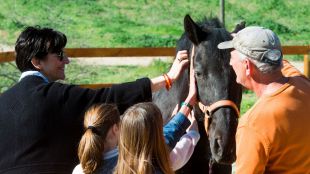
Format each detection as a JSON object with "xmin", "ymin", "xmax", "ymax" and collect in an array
[
  {"xmin": 189, "ymin": 45, "xmax": 240, "ymax": 134},
  {"xmin": 198, "ymin": 100, "xmax": 240, "ymax": 118}
]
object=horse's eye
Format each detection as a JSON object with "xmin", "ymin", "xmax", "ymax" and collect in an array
[{"xmin": 195, "ymin": 72, "xmax": 202, "ymax": 78}]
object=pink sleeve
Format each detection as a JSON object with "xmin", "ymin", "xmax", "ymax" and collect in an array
[
  {"xmin": 72, "ymin": 164, "xmax": 84, "ymax": 174},
  {"xmin": 169, "ymin": 130, "xmax": 200, "ymax": 171}
]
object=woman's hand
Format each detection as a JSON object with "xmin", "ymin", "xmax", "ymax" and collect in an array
[
  {"xmin": 167, "ymin": 50, "xmax": 189, "ymax": 83},
  {"xmin": 185, "ymin": 56, "xmax": 197, "ymax": 106},
  {"xmin": 186, "ymin": 110, "xmax": 198, "ymax": 132},
  {"xmin": 177, "ymin": 59, "xmax": 197, "ymax": 117},
  {"xmin": 150, "ymin": 50, "xmax": 189, "ymax": 92}
]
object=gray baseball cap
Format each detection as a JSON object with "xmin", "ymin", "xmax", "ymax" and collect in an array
[{"xmin": 218, "ymin": 26, "xmax": 282, "ymax": 65}]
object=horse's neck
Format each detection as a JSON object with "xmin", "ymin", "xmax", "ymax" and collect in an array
[{"xmin": 153, "ymin": 69, "xmax": 189, "ymax": 124}]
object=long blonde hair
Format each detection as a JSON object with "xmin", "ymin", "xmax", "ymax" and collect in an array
[
  {"xmin": 114, "ymin": 102, "xmax": 174, "ymax": 174},
  {"xmin": 78, "ymin": 104, "xmax": 120, "ymax": 174}
]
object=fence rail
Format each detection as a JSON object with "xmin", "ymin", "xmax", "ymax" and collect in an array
[{"xmin": 0, "ymin": 46, "xmax": 309, "ymax": 89}]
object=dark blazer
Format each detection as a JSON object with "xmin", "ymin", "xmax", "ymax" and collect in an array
[{"xmin": 0, "ymin": 76, "xmax": 152, "ymax": 173}]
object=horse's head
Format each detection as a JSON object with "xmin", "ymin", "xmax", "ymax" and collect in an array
[{"xmin": 180, "ymin": 15, "xmax": 243, "ymax": 164}]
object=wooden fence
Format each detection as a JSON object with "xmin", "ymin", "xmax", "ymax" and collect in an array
[{"xmin": 0, "ymin": 46, "xmax": 309, "ymax": 89}]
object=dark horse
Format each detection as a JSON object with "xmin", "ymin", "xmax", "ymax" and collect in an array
[{"xmin": 153, "ymin": 15, "xmax": 244, "ymax": 173}]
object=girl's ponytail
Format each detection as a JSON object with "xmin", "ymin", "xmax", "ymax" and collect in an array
[{"xmin": 78, "ymin": 104, "xmax": 120, "ymax": 174}]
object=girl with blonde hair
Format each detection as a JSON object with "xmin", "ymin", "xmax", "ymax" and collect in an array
[
  {"xmin": 114, "ymin": 55, "xmax": 197, "ymax": 174},
  {"xmin": 74, "ymin": 51, "xmax": 197, "ymax": 174},
  {"xmin": 115, "ymin": 102, "xmax": 174, "ymax": 174},
  {"xmin": 73, "ymin": 104, "xmax": 120, "ymax": 174}
]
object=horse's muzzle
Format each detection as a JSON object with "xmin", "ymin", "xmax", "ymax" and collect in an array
[{"xmin": 211, "ymin": 137, "xmax": 236, "ymax": 164}]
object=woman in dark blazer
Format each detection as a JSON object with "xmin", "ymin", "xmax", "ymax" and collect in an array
[{"xmin": 0, "ymin": 26, "xmax": 189, "ymax": 173}]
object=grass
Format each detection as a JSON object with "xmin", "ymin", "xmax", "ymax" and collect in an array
[
  {"xmin": 0, "ymin": 59, "xmax": 173, "ymax": 92},
  {"xmin": 0, "ymin": 59, "xmax": 258, "ymax": 115},
  {"xmin": 0, "ymin": 62, "xmax": 20, "ymax": 92},
  {"xmin": 65, "ymin": 59, "xmax": 257, "ymax": 115},
  {"xmin": 0, "ymin": 0, "xmax": 307, "ymax": 113},
  {"xmin": 0, "ymin": 0, "xmax": 309, "ymax": 47},
  {"xmin": 240, "ymin": 91, "xmax": 257, "ymax": 115},
  {"xmin": 65, "ymin": 59, "xmax": 171, "ymax": 84},
  {"xmin": 66, "ymin": 59, "xmax": 258, "ymax": 115},
  {"xmin": 67, "ymin": 59, "xmax": 258, "ymax": 115}
]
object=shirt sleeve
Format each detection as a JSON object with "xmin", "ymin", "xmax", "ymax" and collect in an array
[
  {"xmin": 72, "ymin": 164, "xmax": 84, "ymax": 174},
  {"xmin": 43, "ymin": 77, "xmax": 152, "ymax": 122},
  {"xmin": 163, "ymin": 112, "xmax": 191, "ymax": 149},
  {"xmin": 169, "ymin": 130, "xmax": 200, "ymax": 171},
  {"xmin": 235, "ymin": 126, "xmax": 269, "ymax": 174}
]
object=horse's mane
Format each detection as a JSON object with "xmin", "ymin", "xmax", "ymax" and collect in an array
[{"xmin": 197, "ymin": 17, "xmax": 224, "ymax": 29}]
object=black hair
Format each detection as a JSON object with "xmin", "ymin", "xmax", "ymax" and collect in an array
[{"xmin": 15, "ymin": 26, "xmax": 67, "ymax": 72}]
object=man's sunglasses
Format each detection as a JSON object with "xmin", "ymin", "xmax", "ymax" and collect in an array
[{"xmin": 56, "ymin": 51, "xmax": 66, "ymax": 61}]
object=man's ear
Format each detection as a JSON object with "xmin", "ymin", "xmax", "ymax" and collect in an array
[
  {"xmin": 31, "ymin": 58, "xmax": 42, "ymax": 70},
  {"xmin": 245, "ymin": 59, "xmax": 254, "ymax": 76}
]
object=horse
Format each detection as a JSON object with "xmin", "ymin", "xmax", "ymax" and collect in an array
[{"xmin": 153, "ymin": 15, "xmax": 244, "ymax": 173}]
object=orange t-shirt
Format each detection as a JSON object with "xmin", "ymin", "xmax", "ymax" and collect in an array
[{"xmin": 236, "ymin": 60, "xmax": 310, "ymax": 174}]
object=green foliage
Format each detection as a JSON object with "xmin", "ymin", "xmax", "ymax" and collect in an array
[
  {"xmin": 0, "ymin": 0, "xmax": 219, "ymax": 47},
  {"xmin": 240, "ymin": 91, "xmax": 257, "ymax": 115},
  {"xmin": 0, "ymin": 0, "xmax": 307, "ymax": 47},
  {"xmin": 67, "ymin": 58, "xmax": 251, "ymax": 113},
  {"xmin": 65, "ymin": 60, "xmax": 257, "ymax": 114},
  {"xmin": 65, "ymin": 59, "xmax": 171, "ymax": 85},
  {"xmin": 0, "ymin": 0, "xmax": 306, "ymax": 113},
  {"xmin": 66, "ymin": 60, "xmax": 257, "ymax": 114},
  {"xmin": 226, "ymin": 0, "xmax": 310, "ymax": 45},
  {"xmin": 0, "ymin": 63, "xmax": 19, "ymax": 92},
  {"xmin": 0, "ymin": 58, "xmax": 259, "ymax": 114}
]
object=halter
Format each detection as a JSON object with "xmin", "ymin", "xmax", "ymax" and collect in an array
[{"xmin": 189, "ymin": 45, "xmax": 240, "ymax": 134}]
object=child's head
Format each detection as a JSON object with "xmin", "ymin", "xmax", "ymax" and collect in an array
[
  {"xmin": 78, "ymin": 104, "xmax": 120, "ymax": 174},
  {"xmin": 114, "ymin": 102, "xmax": 173, "ymax": 174}
]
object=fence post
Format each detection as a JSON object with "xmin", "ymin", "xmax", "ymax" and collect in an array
[
  {"xmin": 219, "ymin": 0, "xmax": 225, "ymax": 27},
  {"xmin": 304, "ymin": 54, "xmax": 310, "ymax": 78}
]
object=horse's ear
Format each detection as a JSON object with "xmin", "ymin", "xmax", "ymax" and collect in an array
[
  {"xmin": 231, "ymin": 21, "xmax": 246, "ymax": 34},
  {"xmin": 184, "ymin": 14, "xmax": 208, "ymax": 45}
]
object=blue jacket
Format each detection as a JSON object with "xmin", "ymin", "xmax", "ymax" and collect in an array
[{"xmin": 163, "ymin": 112, "xmax": 191, "ymax": 149}]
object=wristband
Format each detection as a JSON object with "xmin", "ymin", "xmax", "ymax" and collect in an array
[
  {"xmin": 181, "ymin": 101, "xmax": 193, "ymax": 110},
  {"xmin": 163, "ymin": 74, "xmax": 172, "ymax": 90}
]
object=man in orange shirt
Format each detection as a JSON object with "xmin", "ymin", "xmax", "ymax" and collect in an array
[{"xmin": 218, "ymin": 26, "xmax": 310, "ymax": 173}]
